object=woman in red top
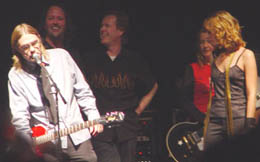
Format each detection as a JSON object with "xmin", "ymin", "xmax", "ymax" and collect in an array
[{"xmin": 180, "ymin": 29, "xmax": 215, "ymax": 124}]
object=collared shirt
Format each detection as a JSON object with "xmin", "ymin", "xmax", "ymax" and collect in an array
[{"xmin": 8, "ymin": 48, "xmax": 100, "ymax": 148}]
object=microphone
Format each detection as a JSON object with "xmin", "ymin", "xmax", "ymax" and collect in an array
[
  {"xmin": 32, "ymin": 53, "xmax": 43, "ymax": 65},
  {"xmin": 257, "ymin": 93, "xmax": 260, "ymax": 100}
]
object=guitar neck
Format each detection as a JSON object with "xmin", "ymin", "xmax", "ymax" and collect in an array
[{"xmin": 33, "ymin": 119, "xmax": 100, "ymax": 145}]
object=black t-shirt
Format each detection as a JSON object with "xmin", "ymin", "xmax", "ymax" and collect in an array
[
  {"xmin": 84, "ymin": 47, "xmax": 157, "ymax": 141},
  {"xmin": 84, "ymin": 47, "xmax": 156, "ymax": 114}
]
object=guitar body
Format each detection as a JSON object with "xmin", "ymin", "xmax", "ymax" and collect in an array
[{"xmin": 166, "ymin": 121, "xmax": 204, "ymax": 162}]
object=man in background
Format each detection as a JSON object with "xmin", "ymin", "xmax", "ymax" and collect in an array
[{"xmin": 84, "ymin": 10, "xmax": 158, "ymax": 162}]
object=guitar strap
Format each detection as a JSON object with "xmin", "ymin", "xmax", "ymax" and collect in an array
[
  {"xmin": 224, "ymin": 52, "xmax": 236, "ymax": 136},
  {"xmin": 41, "ymin": 67, "xmax": 58, "ymax": 124}
]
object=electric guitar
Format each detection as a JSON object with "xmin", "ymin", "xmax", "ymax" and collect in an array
[
  {"xmin": 32, "ymin": 111, "xmax": 125, "ymax": 146},
  {"xmin": 166, "ymin": 121, "xmax": 204, "ymax": 162}
]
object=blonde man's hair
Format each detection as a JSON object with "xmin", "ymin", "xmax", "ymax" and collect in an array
[
  {"xmin": 202, "ymin": 10, "xmax": 246, "ymax": 54},
  {"xmin": 11, "ymin": 23, "xmax": 48, "ymax": 70}
]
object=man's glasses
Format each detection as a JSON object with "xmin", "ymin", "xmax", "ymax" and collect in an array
[{"xmin": 19, "ymin": 40, "xmax": 40, "ymax": 52}]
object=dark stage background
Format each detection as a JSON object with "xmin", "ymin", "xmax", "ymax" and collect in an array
[{"xmin": 1, "ymin": 0, "xmax": 260, "ymax": 161}]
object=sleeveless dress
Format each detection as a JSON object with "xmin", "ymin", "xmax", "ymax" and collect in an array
[
  {"xmin": 205, "ymin": 51, "xmax": 247, "ymax": 149},
  {"xmin": 210, "ymin": 59, "xmax": 246, "ymax": 119}
]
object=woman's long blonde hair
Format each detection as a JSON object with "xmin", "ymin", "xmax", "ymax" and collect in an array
[
  {"xmin": 11, "ymin": 23, "xmax": 48, "ymax": 70},
  {"xmin": 202, "ymin": 10, "xmax": 246, "ymax": 54}
]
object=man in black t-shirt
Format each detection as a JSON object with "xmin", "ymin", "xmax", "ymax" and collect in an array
[{"xmin": 84, "ymin": 11, "xmax": 158, "ymax": 162}]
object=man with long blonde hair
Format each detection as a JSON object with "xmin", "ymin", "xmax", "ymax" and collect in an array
[{"xmin": 8, "ymin": 23, "xmax": 103, "ymax": 162}]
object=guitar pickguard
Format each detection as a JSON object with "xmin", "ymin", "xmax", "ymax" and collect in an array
[{"xmin": 166, "ymin": 121, "xmax": 203, "ymax": 162}]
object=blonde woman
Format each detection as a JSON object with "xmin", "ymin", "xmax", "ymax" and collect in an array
[{"xmin": 203, "ymin": 10, "xmax": 257, "ymax": 152}]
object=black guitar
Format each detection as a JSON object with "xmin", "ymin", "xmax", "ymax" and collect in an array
[{"xmin": 166, "ymin": 121, "xmax": 204, "ymax": 162}]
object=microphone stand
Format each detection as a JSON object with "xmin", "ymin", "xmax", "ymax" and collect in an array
[{"xmin": 40, "ymin": 64, "xmax": 67, "ymax": 161}]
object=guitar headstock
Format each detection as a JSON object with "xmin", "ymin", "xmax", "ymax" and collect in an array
[{"xmin": 99, "ymin": 111, "xmax": 125, "ymax": 126}]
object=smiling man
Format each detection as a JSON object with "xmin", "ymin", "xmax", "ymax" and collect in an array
[
  {"xmin": 38, "ymin": 2, "xmax": 83, "ymax": 70},
  {"xmin": 44, "ymin": 5, "xmax": 66, "ymax": 48},
  {"xmin": 84, "ymin": 11, "xmax": 158, "ymax": 162}
]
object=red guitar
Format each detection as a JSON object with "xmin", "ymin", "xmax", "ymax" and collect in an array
[{"xmin": 31, "ymin": 111, "xmax": 124, "ymax": 156}]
